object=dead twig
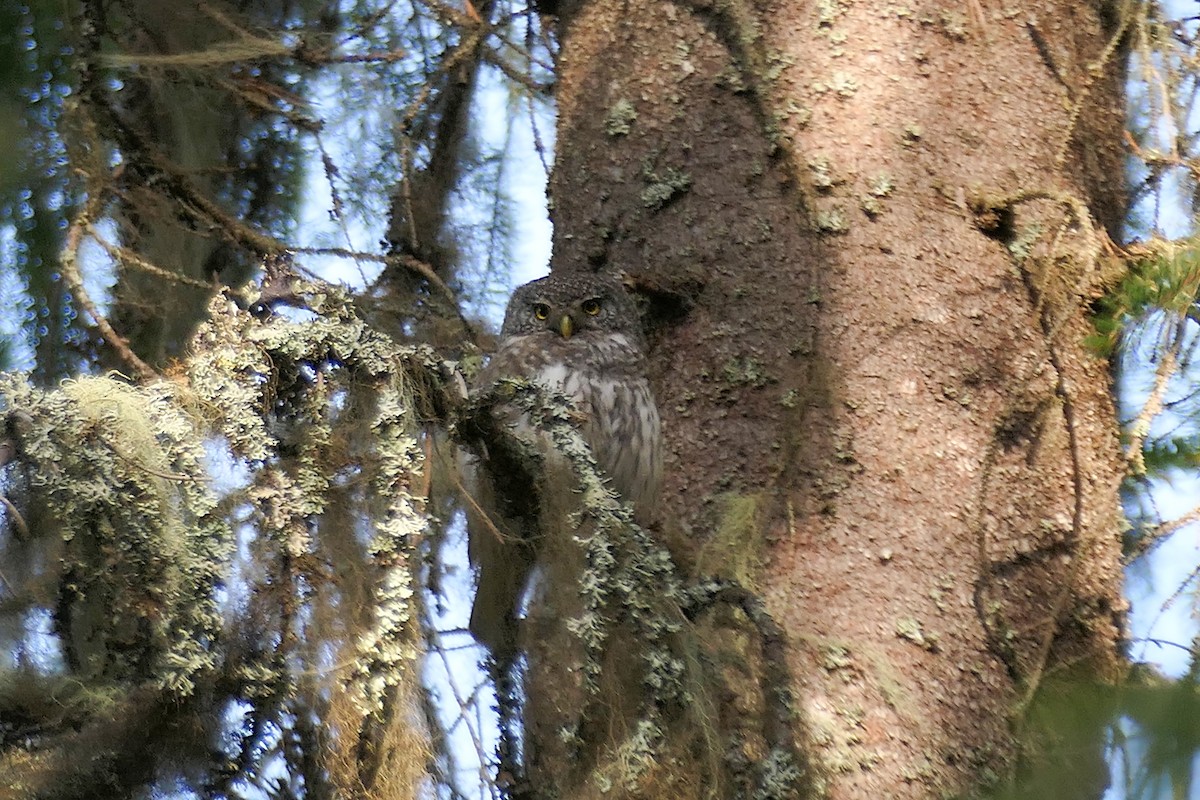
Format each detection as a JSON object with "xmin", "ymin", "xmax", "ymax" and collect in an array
[{"xmin": 62, "ymin": 195, "xmax": 157, "ymax": 382}]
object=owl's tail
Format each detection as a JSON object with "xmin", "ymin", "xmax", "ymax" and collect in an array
[{"xmin": 469, "ymin": 535, "xmax": 533, "ymax": 659}]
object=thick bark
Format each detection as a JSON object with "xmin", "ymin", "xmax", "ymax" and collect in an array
[{"xmin": 546, "ymin": 1, "xmax": 1128, "ymax": 797}]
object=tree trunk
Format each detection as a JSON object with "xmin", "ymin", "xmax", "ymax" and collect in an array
[{"xmin": 546, "ymin": 1, "xmax": 1129, "ymax": 797}]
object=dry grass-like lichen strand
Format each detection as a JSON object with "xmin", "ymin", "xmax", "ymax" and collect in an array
[
  {"xmin": 0, "ymin": 373, "xmax": 230, "ymax": 696},
  {"xmin": 592, "ymin": 718, "xmax": 666, "ymax": 792}
]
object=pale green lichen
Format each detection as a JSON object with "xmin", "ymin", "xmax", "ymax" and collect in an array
[
  {"xmin": 641, "ymin": 166, "xmax": 693, "ymax": 210},
  {"xmin": 821, "ymin": 644, "xmax": 853, "ymax": 671},
  {"xmin": 895, "ymin": 616, "xmax": 939, "ymax": 651},
  {"xmin": 808, "ymin": 155, "xmax": 837, "ymax": 191},
  {"xmin": 939, "ymin": 10, "xmax": 968, "ymax": 40},
  {"xmin": 489, "ymin": 379, "xmax": 709, "ymax": 784},
  {"xmin": 0, "ymin": 276, "xmax": 439, "ymax": 726},
  {"xmin": 860, "ymin": 195, "xmax": 886, "ymax": 218},
  {"xmin": 763, "ymin": 49, "xmax": 795, "ymax": 82},
  {"xmin": 605, "ymin": 98, "xmax": 638, "ymax": 136},
  {"xmin": 721, "ymin": 356, "xmax": 773, "ymax": 388},
  {"xmin": 813, "ymin": 71, "xmax": 858, "ymax": 98},
  {"xmin": 780, "ymin": 99, "xmax": 811, "ymax": 127},
  {"xmin": 816, "ymin": 0, "xmax": 848, "ymax": 27},
  {"xmin": 715, "ymin": 63, "xmax": 749, "ymax": 93},
  {"xmin": 754, "ymin": 747, "xmax": 807, "ymax": 800},
  {"xmin": 0, "ymin": 373, "xmax": 231, "ymax": 696},
  {"xmin": 830, "ymin": 71, "xmax": 858, "ymax": 97},
  {"xmin": 209, "ymin": 283, "xmax": 431, "ymax": 715},
  {"xmin": 351, "ymin": 382, "xmax": 428, "ymax": 713},
  {"xmin": 1007, "ymin": 222, "xmax": 1044, "ymax": 262},
  {"xmin": 815, "ymin": 206, "xmax": 850, "ymax": 233},
  {"xmin": 863, "ymin": 174, "xmax": 895, "ymax": 217}
]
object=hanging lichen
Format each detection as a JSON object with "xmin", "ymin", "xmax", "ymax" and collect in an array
[
  {"xmin": 0, "ymin": 273, "xmax": 443, "ymax": 796},
  {"xmin": 0, "ymin": 373, "xmax": 230, "ymax": 696}
]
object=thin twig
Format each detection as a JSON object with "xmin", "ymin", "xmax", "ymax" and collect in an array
[
  {"xmin": 0, "ymin": 494, "xmax": 29, "ymax": 541},
  {"xmin": 1126, "ymin": 502, "xmax": 1200, "ymax": 563},
  {"xmin": 85, "ymin": 223, "xmax": 215, "ymax": 289},
  {"xmin": 1054, "ymin": 0, "xmax": 1136, "ymax": 168},
  {"xmin": 142, "ymin": 149, "xmax": 284, "ymax": 255},
  {"xmin": 109, "ymin": 445, "xmax": 205, "ymax": 482},
  {"xmin": 62, "ymin": 196, "xmax": 157, "ymax": 381},
  {"xmin": 1126, "ymin": 316, "xmax": 1187, "ymax": 475},
  {"xmin": 293, "ymin": 247, "xmax": 479, "ymax": 344},
  {"xmin": 481, "ymin": 47, "xmax": 554, "ymax": 94}
]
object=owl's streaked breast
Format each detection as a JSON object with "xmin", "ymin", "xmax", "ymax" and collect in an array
[{"xmin": 481, "ymin": 331, "xmax": 662, "ymax": 520}]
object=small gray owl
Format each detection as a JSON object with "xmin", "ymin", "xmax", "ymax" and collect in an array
[{"xmin": 466, "ymin": 271, "xmax": 662, "ymax": 656}]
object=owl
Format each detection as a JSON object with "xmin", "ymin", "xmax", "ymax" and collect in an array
[{"xmin": 466, "ymin": 271, "xmax": 662, "ymax": 656}]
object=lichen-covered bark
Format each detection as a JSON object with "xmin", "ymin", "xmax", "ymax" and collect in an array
[{"xmin": 548, "ymin": 1, "xmax": 1128, "ymax": 797}]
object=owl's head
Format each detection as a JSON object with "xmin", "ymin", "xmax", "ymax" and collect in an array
[{"xmin": 501, "ymin": 272, "xmax": 644, "ymax": 345}]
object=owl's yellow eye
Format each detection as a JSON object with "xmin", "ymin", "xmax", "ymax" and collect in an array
[
  {"xmin": 581, "ymin": 298, "xmax": 602, "ymax": 316},
  {"xmin": 532, "ymin": 303, "xmax": 550, "ymax": 321}
]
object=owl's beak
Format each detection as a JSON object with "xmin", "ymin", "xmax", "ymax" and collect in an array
[{"xmin": 558, "ymin": 314, "xmax": 574, "ymax": 339}]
